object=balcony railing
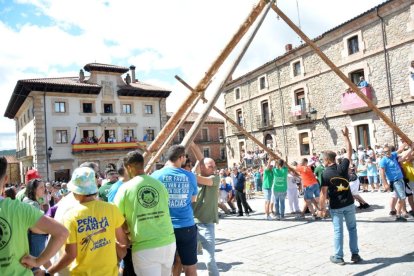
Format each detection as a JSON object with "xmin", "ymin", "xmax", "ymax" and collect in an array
[
  {"xmin": 231, "ymin": 123, "xmax": 244, "ymax": 135},
  {"xmin": 256, "ymin": 115, "xmax": 273, "ymax": 129},
  {"xmin": 341, "ymin": 86, "xmax": 373, "ymax": 113},
  {"xmin": 72, "ymin": 141, "xmax": 147, "ymax": 153},
  {"xmin": 288, "ymin": 105, "xmax": 313, "ymax": 125},
  {"xmin": 16, "ymin": 148, "xmax": 27, "ymax": 159}
]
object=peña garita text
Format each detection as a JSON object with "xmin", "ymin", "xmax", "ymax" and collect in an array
[{"xmin": 77, "ymin": 216, "xmax": 109, "ymax": 233}]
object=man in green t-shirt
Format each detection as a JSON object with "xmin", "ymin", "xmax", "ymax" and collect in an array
[
  {"xmin": 272, "ymin": 159, "xmax": 289, "ymax": 220},
  {"xmin": 114, "ymin": 151, "xmax": 176, "ymax": 276},
  {"xmin": 191, "ymin": 142, "xmax": 220, "ymax": 276},
  {"xmin": 98, "ymin": 168, "xmax": 119, "ymax": 201},
  {"xmin": 0, "ymin": 156, "xmax": 68, "ymax": 275}
]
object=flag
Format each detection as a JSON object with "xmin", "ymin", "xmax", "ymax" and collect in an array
[
  {"xmin": 97, "ymin": 132, "xmax": 105, "ymax": 144},
  {"xmin": 71, "ymin": 127, "xmax": 78, "ymax": 145}
]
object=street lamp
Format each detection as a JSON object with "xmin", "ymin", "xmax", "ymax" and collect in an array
[{"xmin": 47, "ymin": 146, "xmax": 53, "ymax": 159}]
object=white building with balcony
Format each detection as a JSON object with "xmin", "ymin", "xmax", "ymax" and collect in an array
[{"xmin": 4, "ymin": 63, "xmax": 170, "ymax": 181}]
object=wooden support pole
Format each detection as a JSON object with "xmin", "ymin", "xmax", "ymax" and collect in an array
[
  {"xmin": 271, "ymin": 4, "xmax": 412, "ymax": 145},
  {"xmin": 143, "ymin": 0, "xmax": 268, "ymax": 159},
  {"xmin": 180, "ymin": 0, "xmax": 275, "ymax": 150},
  {"xmin": 175, "ymin": 76, "xmax": 296, "ymax": 171},
  {"xmin": 144, "ymin": 93, "xmax": 203, "ymax": 173}
]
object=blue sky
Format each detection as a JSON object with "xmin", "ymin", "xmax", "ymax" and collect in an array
[{"xmin": 0, "ymin": 0, "xmax": 386, "ymax": 150}]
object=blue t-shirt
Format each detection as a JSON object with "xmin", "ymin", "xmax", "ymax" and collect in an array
[
  {"xmin": 366, "ymin": 164, "xmax": 378, "ymax": 176},
  {"xmin": 107, "ymin": 179, "xmax": 123, "ymax": 203},
  {"xmin": 151, "ymin": 167, "xmax": 197, "ymax": 228},
  {"xmin": 379, "ymin": 152, "xmax": 403, "ymax": 181}
]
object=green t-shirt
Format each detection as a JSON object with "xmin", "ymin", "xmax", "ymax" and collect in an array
[
  {"xmin": 114, "ymin": 175, "xmax": 175, "ymax": 252},
  {"xmin": 262, "ymin": 168, "xmax": 274, "ymax": 189},
  {"xmin": 314, "ymin": 165, "xmax": 325, "ymax": 185},
  {"xmin": 193, "ymin": 175, "xmax": 220, "ymax": 224},
  {"xmin": 98, "ymin": 182, "xmax": 115, "ymax": 202},
  {"xmin": 272, "ymin": 167, "xmax": 288, "ymax": 192},
  {"xmin": 0, "ymin": 198, "xmax": 43, "ymax": 275}
]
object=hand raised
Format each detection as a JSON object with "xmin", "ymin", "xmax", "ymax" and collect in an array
[{"xmin": 341, "ymin": 126, "xmax": 349, "ymax": 137}]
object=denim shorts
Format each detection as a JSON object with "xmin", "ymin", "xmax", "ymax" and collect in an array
[
  {"xmin": 367, "ymin": 175, "xmax": 379, "ymax": 185},
  {"xmin": 263, "ymin": 188, "xmax": 272, "ymax": 201},
  {"xmin": 392, "ymin": 179, "xmax": 406, "ymax": 200},
  {"xmin": 304, "ymin": 183, "xmax": 320, "ymax": 200},
  {"xmin": 174, "ymin": 225, "xmax": 198, "ymax": 266}
]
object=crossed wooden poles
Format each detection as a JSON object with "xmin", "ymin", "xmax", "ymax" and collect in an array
[{"xmin": 143, "ymin": 0, "xmax": 412, "ymax": 173}]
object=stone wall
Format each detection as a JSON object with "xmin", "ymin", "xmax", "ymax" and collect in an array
[{"xmin": 224, "ymin": 1, "xmax": 414, "ymax": 166}]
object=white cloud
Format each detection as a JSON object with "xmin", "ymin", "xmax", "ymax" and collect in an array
[{"xmin": 0, "ymin": 0, "xmax": 385, "ymax": 150}]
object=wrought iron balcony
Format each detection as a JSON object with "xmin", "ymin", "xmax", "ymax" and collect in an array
[
  {"xmin": 288, "ymin": 105, "xmax": 315, "ymax": 125},
  {"xmin": 16, "ymin": 148, "xmax": 27, "ymax": 159},
  {"xmin": 341, "ymin": 86, "xmax": 373, "ymax": 113},
  {"xmin": 256, "ymin": 115, "xmax": 273, "ymax": 129}
]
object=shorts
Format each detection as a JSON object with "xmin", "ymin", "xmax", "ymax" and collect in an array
[
  {"xmin": 391, "ymin": 179, "xmax": 406, "ymax": 200},
  {"xmin": 304, "ymin": 183, "xmax": 320, "ymax": 200},
  {"xmin": 358, "ymin": 176, "xmax": 368, "ymax": 184},
  {"xmin": 263, "ymin": 188, "xmax": 272, "ymax": 201},
  {"xmin": 367, "ymin": 175, "xmax": 379, "ymax": 185},
  {"xmin": 174, "ymin": 225, "xmax": 198, "ymax": 266},
  {"xmin": 350, "ymin": 179, "xmax": 360, "ymax": 195}
]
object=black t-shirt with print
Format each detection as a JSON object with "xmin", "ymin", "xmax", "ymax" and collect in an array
[{"xmin": 321, "ymin": 158, "xmax": 354, "ymax": 209}]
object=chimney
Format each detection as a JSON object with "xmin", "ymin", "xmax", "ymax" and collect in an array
[
  {"xmin": 285, "ymin": 44, "xmax": 293, "ymax": 52},
  {"xmin": 129, "ymin": 65, "xmax": 136, "ymax": 83}
]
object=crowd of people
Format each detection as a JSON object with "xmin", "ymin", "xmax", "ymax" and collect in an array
[{"xmin": 1, "ymin": 126, "xmax": 414, "ymax": 274}]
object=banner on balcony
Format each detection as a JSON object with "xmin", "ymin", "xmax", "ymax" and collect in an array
[{"xmin": 291, "ymin": 105, "xmax": 302, "ymax": 116}]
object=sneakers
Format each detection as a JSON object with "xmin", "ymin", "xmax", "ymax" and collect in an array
[
  {"xmin": 409, "ymin": 210, "xmax": 414, "ymax": 217},
  {"xmin": 395, "ymin": 216, "xmax": 407, "ymax": 222},
  {"xmin": 330, "ymin": 256, "xmax": 345, "ymax": 265},
  {"xmin": 266, "ymin": 215, "xmax": 272, "ymax": 220},
  {"xmin": 389, "ymin": 210, "xmax": 397, "ymax": 216},
  {"xmin": 362, "ymin": 203, "xmax": 370, "ymax": 209},
  {"xmin": 313, "ymin": 214, "xmax": 322, "ymax": 221},
  {"xmin": 351, "ymin": 254, "xmax": 362, "ymax": 263}
]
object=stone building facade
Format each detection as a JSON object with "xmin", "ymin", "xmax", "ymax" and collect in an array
[
  {"xmin": 224, "ymin": 0, "xmax": 414, "ymax": 166},
  {"xmin": 168, "ymin": 112, "xmax": 227, "ymax": 168},
  {"xmin": 4, "ymin": 63, "xmax": 170, "ymax": 182}
]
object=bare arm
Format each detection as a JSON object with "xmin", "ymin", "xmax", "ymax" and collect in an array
[
  {"xmin": 380, "ymin": 167, "xmax": 389, "ymax": 191},
  {"xmin": 399, "ymin": 143, "xmax": 414, "ymax": 162},
  {"xmin": 342, "ymin": 126, "xmax": 352, "ymax": 161},
  {"xmin": 115, "ymin": 226, "xmax": 129, "ymax": 260},
  {"xmin": 318, "ymin": 186, "xmax": 328, "ymax": 217},
  {"xmin": 47, "ymin": 243, "xmax": 77, "ymax": 274},
  {"xmin": 21, "ymin": 216, "xmax": 69, "ymax": 269},
  {"xmin": 197, "ymin": 175, "xmax": 213, "ymax": 186}
]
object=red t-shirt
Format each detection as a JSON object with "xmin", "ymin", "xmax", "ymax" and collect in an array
[{"xmin": 296, "ymin": 165, "xmax": 318, "ymax": 187}]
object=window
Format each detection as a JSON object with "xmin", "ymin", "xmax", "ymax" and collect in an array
[
  {"xmin": 179, "ymin": 129, "xmax": 185, "ymax": 142},
  {"xmin": 236, "ymin": 109, "xmax": 243, "ymax": 126},
  {"xmin": 104, "ymin": 129, "xmax": 116, "ymax": 142},
  {"xmin": 299, "ymin": 132, "xmax": 310, "ymax": 156},
  {"xmin": 295, "ymin": 89, "xmax": 306, "ymax": 111},
  {"xmin": 220, "ymin": 147, "xmax": 226, "ymax": 160},
  {"xmin": 356, "ymin": 124, "xmax": 370, "ymax": 149},
  {"xmin": 104, "ymin": 104, "xmax": 113, "ymax": 114},
  {"xmin": 261, "ymin": 101, "xmax": 270, "ymax": 127},
  {"xmin": 202, "ymin": 128, "xmax": 209, "ymax": 141},
  {"xmin": 82, "ymin": 130, "xmax": 95, "ymax": 139},
  {"xmin": 123, "ymin": 129, "xmax": 134, "ymax": 141},
  {"xmin": 122, "ymin": 104, "xmax": 132, "ymax": 114},
  {"xmin": 293, "ymin": 61, "xmax": 301, "ymax": 77},
  {"xmin": 56, "ymin": 130, "xmax": 68, "ymax": 144},
  {"xmin": 203, "ymin": 148, "xmax": 210, "ymax": 158},
  {"xmin": 144, "ymin": 105, "xmax": 153, "ymax": 114},
  {"xmin": 235, "ymin": 88, "xmax": 240, "ymax": 100},
  {"xmin": 350, "ymin": 69, "xmax": 365, "ymax": 85},
  {"xmin": 259, "ymin": 76, "xmax": 266, "ymax": 90},
  {"xmin": 82, "ymin": 103, "xmax": 93, "ymax": 113},
  {"xmin": 219, "ymin": 128, "xmax": 224, "ymax": 139},
  {"xmin": 347, "ymin": 35, "xmax": 359, "ymax": 55},
  {"xmin": 54, "ymin": 102, "xmax": 65, "ymax": 113},
  {"xmin": 146, "ymin": 129, "xmax": 155, "ymax": 141}
]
